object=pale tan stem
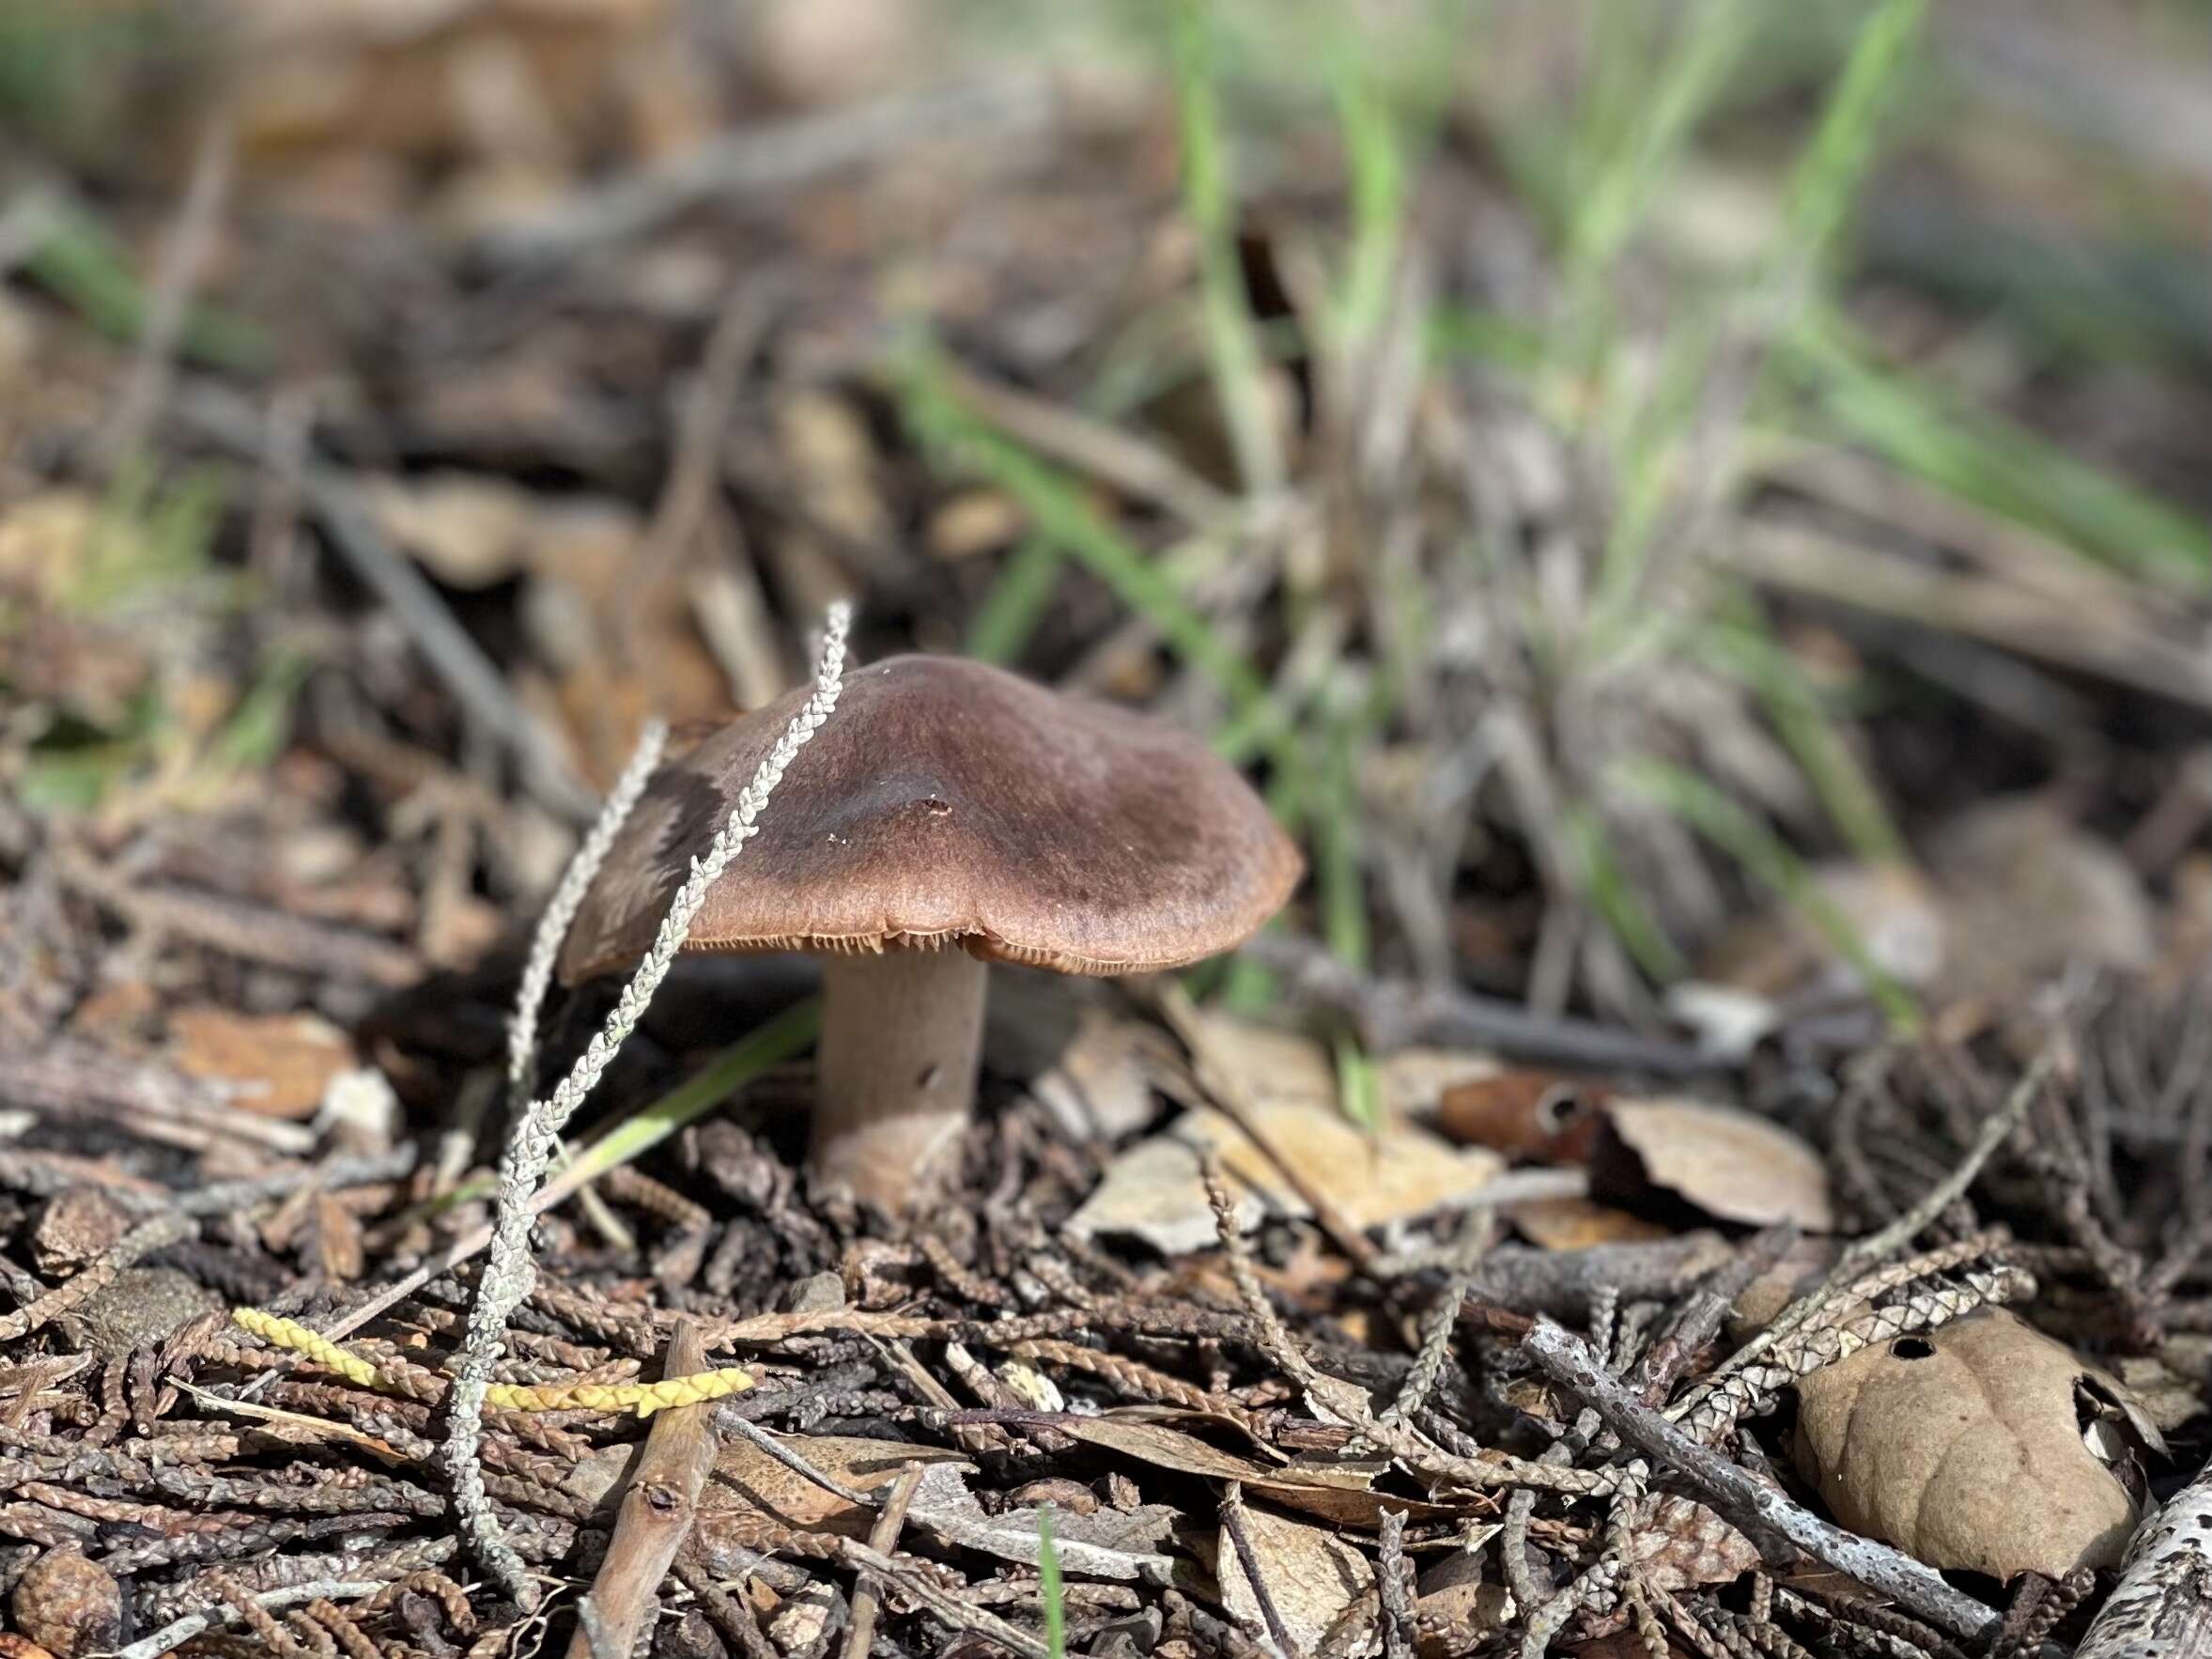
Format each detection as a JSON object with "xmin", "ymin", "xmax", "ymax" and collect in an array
[{"xmin": 811, "ymin": 949, "xmax": 987, "ymax": 1211}]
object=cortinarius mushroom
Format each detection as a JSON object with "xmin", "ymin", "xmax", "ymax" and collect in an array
[{"xmin": 559, "ymin": 655, "xmax": 1302, "ymax": 1212}]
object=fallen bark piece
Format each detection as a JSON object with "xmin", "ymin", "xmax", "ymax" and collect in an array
[
  {"xmin": 1792, "ymin": 1308, "xmax": 2156, "ymax": 1581},
  {"xmin": 2076, "ymin": 1455, "xmax": 2212, "ymax": 1659},
  {"xmin": 565, "ymin": 1318, "xmax": 722, "ymax": 1659}
]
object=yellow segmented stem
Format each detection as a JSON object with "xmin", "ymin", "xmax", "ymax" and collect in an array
[{"xmin": 229, "ymin": 1309, "xmax": 753, "ymax": 1419}]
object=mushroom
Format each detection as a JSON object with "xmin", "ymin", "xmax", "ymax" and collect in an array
[{"xmin": 559, "ymin": 655, "xmax": 1302, "ymax": 1212}]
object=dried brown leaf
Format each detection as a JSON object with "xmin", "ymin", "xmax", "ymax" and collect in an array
[
  {"xmin": 1506, "ymin": 1197, "xmax": 1671, "ymax": 1251},
  {"xmin": 1601, "ymin": 1098, "xmax": 1833, "ymax": 1230},
  {"xmin": 1792, "ymin": 1309, "xmax": 2150, "ymax": 1580},
  {"xmin": 694, "ymin": 1434, "xmax": 971, "ymax": 1543},
  {"xmin": 1214, "ymin": 1503, "xmax": 1376, "ymax": 1654},
  {"xmin": 1631, "ymin": 1496, "xmax": 1760, "ymax": 1591},
  {"xmin": 168, "ymin": 1007, "xmax": 356, "ymax": 1121},
  {"xmin": 1926, "ymin": 798, "xmax": 2156, "ymax": 1001},
  {"xmin": 1069, "ymin": 1103, "xmax": 1505, "ymax": 1256}
]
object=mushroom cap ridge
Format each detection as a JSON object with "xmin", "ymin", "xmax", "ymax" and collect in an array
[{"xmin": 557, "ymin": 655, "xmax": 1304, "ymax": 984}]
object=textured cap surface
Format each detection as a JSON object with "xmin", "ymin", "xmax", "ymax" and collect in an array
[{"xmin": 558, "ymin": 656, "xmax": 1303, "ymax": 983}]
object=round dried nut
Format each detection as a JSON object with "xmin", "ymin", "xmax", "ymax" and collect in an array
[{"xmin": 12, "ymin": 1548, "xmax": 121, "ymax": 1658}]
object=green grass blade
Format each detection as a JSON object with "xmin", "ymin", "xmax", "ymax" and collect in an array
[
  {"xmin": 1783, "ymin": 0, "xmax": 1927, "ymax": 273},
  {"xmin": 901, "ymin": 357, "xmax": 1287, "ymax": 754},
  {"xmin": 1698, "ymin": 598, "xmax": 1905, "ymax": 866},
  {"xmin": 1780, "ymin": 309, "xmax": 2211, "ymax": 589},
  {"xmin": 19, "ymin": 194, "xmax": 271, "ymax": 373},
  {"xmin": 1037, "ymin": 1507, "xmax": 1067, "ymax": 1659},
  {"xmin": 1564, "ymin": 0, "xmax": 1762, "ymax": 285},
  {"xmin": 564, "ymin": 1001, "xmax": 822, "ymax": 1189},
  {"xmin": 1563, "ymin": 804, "xmax": 1689, "ymax": 984},
  {"xmin": 965, "ymin": 535, "xmax": 1069, "ymax": 665},
  {"xmin": 1170, "ymin": 0, "xmax": 1285, "ymax": 493},
  {"xmin": 1329, "ymin": 30, "xmax": 1408, "ymax": 349},
  {"xmin": 1615, "ymin": 758, "xmax": 1918, "ymax": 1031}
]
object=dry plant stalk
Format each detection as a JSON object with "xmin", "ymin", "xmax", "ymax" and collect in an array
[{"xmin": 444, "ymin": 602, "xmax": 853, "ymax": 1606}]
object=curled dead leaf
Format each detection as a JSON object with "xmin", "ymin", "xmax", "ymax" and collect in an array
[
  {"xmin": 1792, "ymin": 1309, "xmax": 2157, "ymax": 1581},
  {"xmin": 1434, "ymin": 1069, "xmax": 1609, "ymax": 1160},
  {"xmin": 1600, "ymin": 1098, "xmax": 1833, "ymax": 1231},
  {"xmin": 1506, "ymin": 1197, "xmax": 1670, "ymax": 1251},
  {"xmin": 687, "ymin": 1434, "xmax": 972, "ymax": 1554}
]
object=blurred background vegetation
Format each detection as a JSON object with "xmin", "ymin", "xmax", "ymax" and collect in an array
[{"xmin": 3, "ymin": 0, "xmax": 2209, "ymax": 1074}]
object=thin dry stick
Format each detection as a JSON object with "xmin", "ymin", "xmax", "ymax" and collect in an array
[
  {"xmin": 1199, "ymin": 1151, "xmax": 1319, "ymax": 1391},
  {"xmin": 838, "ymin": 1538, "xmax": 1051, "ymax": 1659},
  {"xmin": 173, "ymin": 381, "xmax": 597, "ymax": 821},
  {"xmin": 1381, "ymin": 1213, "xmax": 1494, "ymax": 1425},
  {"xmin": 2075, "ymin": 1453, "xmax": 2212, "ymax": 1659},
  {"xmin": 1221, "ymin": 1481, "xmax": 1301, "ymax": 1659},
  {"xmin": 445, "ymin": 604, "xmax": 852, "ymax": 1605},
  {"xmin": 116, "ymin": 1579, "xmax": 388, "ymax": 1659},
  {"xmin": 565, "ymin": 1320, "xmax": 720, "ymax": 1659},
  {"xmin": 1199, "ymin": 1155, "xmax": 1623, "ymax": 1498},
  {"xmin": 721, "ymin": 1416, "xmax": 878, "ymax": 1511},
  {"xmin": 842, "ymin": 1463, "xmax": 925, "ymax": 1659},
  {"xmin": 1522, "ymin": 1320, "xmax": 1998, "ymax": 1641},
  {"xmin": 1377, "ymin": 1510, "xmax": 1416, "ymax": 1659},
  {"xmin": 102, "ymin": 115, "xmax": 234, "ymax": 467}
]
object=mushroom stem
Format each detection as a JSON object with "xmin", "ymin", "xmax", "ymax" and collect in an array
[{"xmin": 810, "ymin": 948, "xmax": 988, "ymax": 1211}]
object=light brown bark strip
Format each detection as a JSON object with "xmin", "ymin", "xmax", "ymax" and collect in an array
[{"xmin": 565, "ymin": 1319, "xmax": 721, "ymax": 1659}]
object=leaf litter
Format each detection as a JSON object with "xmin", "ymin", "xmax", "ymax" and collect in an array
[{"xmin": 3, "ymin": 3, "xmax": 2212, "ymax": 1657}]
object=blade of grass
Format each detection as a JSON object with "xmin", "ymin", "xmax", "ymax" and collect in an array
[
  {"xmin": 1169, "ymin": 0, "xmax": 1285, "ymax": 493},
  {"xmin": 198, "ymin": 646, "xmax": 316, "ymax": 780},
  {"xmin": 1037, "ymin": 1507, "xmax": 1067, "ymax": 1659},
  {"xmin": 562, "ymin": 1000, "xmax": 822, "ymax": 1191},
  {"xmin": 965, "ymin": 535, "xmax": 1070, "ymax": 665},
  {"xmin": 388, "ymin": 1000, "xmax": 822, "ymax": 1226},
  {"xmin": 1562, "ymin": 803, "xmax": 1689, "ymax": 984},
  {"xmin": 1614, "ymin": 758, "xmax": 1918, "ymax": 1031},
  {"xmin": 1781, "ymin": 0, "xmax": 1927, "ymax": 276},
  {"xmin": 902, "ymin": 355, "xmax": 1298, "ymax": 775},
  {"xmin": 1699, "ymin": 595, "xmax": 1905, "ymax": 866},
  {"xmin": 1590, "ymin": 0, "xmax": 1930, "ymax": 638},
  {"xmin": 1328, "ymin": 16, "xmax": 1416, "ymax": 350},
  {"xmin": 1562, "ymin": 0, "xmax": 1763, "ymax": 289},
  {"xmin": 17, "ymin": 190, "xmax": 269, "ymax": 373},
  {"xmin": 1778, "ymin": 307, "xmax": 2210, "ymax": 590}
]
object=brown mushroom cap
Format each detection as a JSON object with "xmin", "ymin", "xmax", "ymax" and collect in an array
[{"xmin": 558, "ymin": 655, "xmax": 1303, "ymax": 984}]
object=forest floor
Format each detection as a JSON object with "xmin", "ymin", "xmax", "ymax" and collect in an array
[{"xmin": 3, "ymin": 3, "xmax": 2211, "ymax": 1657}]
